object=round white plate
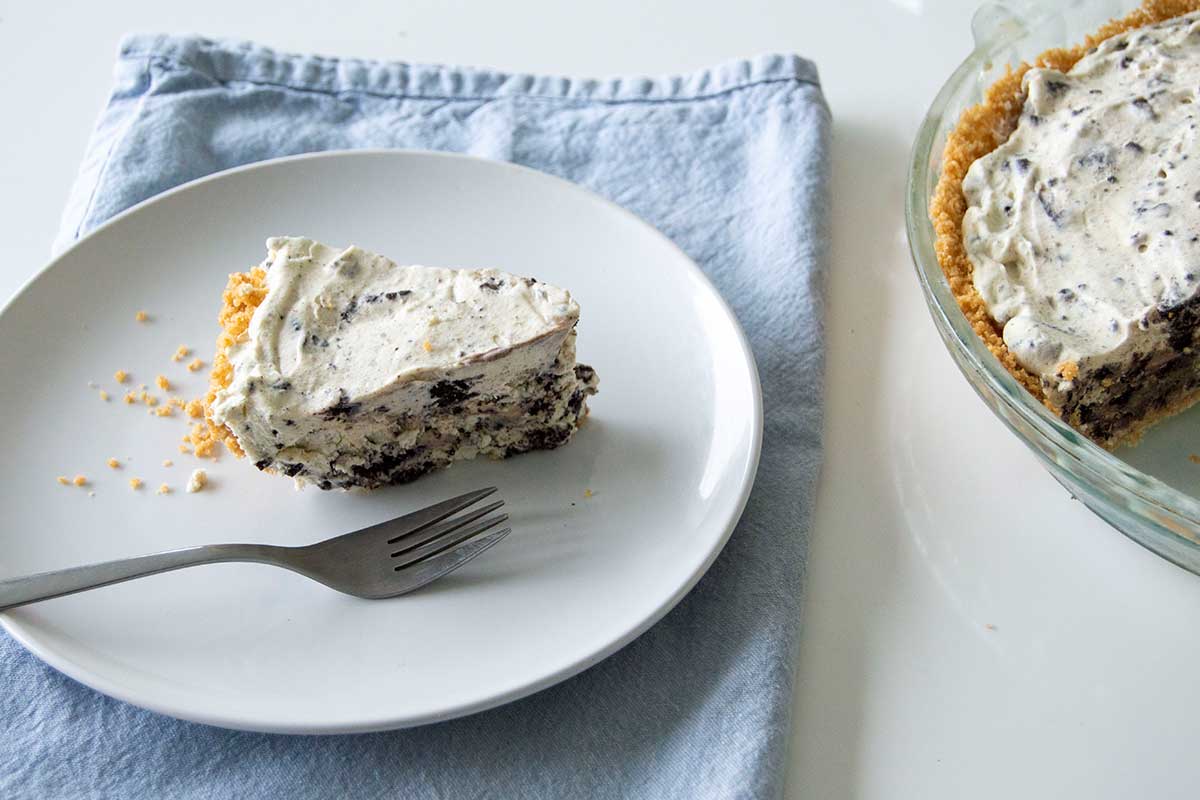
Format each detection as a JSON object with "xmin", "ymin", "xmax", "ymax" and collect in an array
[{"xmin": 0, "ymin": 150, "xmax": 761, "ymax": 733}]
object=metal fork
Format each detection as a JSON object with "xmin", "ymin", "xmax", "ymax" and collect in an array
[{"xmin": 0, "ymin": 488, "xmax": 510, "ymax": 612}]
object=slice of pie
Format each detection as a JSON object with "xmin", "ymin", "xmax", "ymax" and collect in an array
[
  {"xmin": 932, "ymin": 0, "xmax": 1200, "ymax": 448},
  {"xmin": 197, "ymin": 237, "xmax": 598, "ymax": 489}
]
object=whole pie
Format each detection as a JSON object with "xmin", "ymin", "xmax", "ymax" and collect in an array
[{"xmin": 932, "ymin": 0, "xmax": 1200, "ymax": 448}]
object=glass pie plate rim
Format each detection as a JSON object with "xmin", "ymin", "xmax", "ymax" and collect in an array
[{"xmin": 904, "ymin": 0, "xmax": 1200, "ymax": 573}]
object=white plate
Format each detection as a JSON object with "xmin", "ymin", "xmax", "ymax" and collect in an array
[{"xmin": 0, "ymin": 150, "xmax": 761, "ymax": 733}]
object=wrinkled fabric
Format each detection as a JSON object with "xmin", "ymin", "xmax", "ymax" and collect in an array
[{"xmin": 5, "ymin": 34, "xmax": 830, "ymax": 800}]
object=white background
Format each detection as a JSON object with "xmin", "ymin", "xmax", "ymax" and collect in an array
[{"xmin": 4, "ymin": 0, "xmax": 1200, "ymax": 796}]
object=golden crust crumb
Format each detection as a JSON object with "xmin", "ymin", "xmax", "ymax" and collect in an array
[
  {"xmin": 156, "ymin": 483, "xmax": 171, "ymax": 495},
  {"xmin": 98, "ymin": 390, "xmax": 109, "ymax": 401},
  {"xmin": 185, "ymin": 399, "xmax": 205, "ymax": 418},
  {"xmin": 114, "ymin": 370, "xmax": 128, "ymax": 384},
  {"xmin": 135, "ymin": 310, "xmax": 149, "ymax": 323},
  {"xmin": 162, "ymin": 459, "xmax": 173, "ymax": 467},
  {"xmin": 106, "ymin": 458, "xmax": 120, "ymax": 469},
  {"xmin": 186, "ymin": 424, "xmax": 224, "ymax": 459},
  {"xmin": 72, "ymin": 475, "xmax": 87, "ymax": 487},
  {"xmin": 129, "ymin": 478, "xmax": 143, "ymax": 490},
  {"xmin": 422, "ymin": 340, "xmax": 433, "ymax": 352},
  {"xmin": 123, "ymin": 392, "xmax": 137, "ymax": 404},
  {"xmin": 156, "ymin": 375, "xmax": 171, "ymax": 391},
  {"xmin": 1055, "ymin": 361, "xmax": 1080, "ymax": 382},
  {"xmin": 154, "ymin": 405, "xmax": 174, "ymax": 417},
  {"xmin": 186, "ymin": 357, "xmax": 204, "ymax": 372},
  {"xmin": 56, "ymin": 476, "xmax": 69, "ymax": 485},
  {"xmin": 172, "ymin": 345, "xmax": 191, "ymax": 362},
  {"xmin": 179, "ymin": 444, "xmax": 191, "ymax": 453}
]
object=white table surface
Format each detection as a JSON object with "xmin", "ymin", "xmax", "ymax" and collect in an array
[{"xmin": 6, "ymin": 0, "xmax": 1200, "ymax": 796}]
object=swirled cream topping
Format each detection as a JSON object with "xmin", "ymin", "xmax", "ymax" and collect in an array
[{"xmin": 963, "ymin": 11, "xmax": 1200, "ymax": 394}]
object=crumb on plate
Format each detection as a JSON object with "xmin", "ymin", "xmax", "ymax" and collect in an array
[
  {"xmin": 186, "ymin": 468, "xmax": 208, "ymax": 493},
  {"xmin": 157, "ymin": 483, "xmax": 170, "ymax": 495},
  {"xmin": 106, "ymin": 458, "xmax": 120, "ymax": 469},
  {"xmin": 156, "ymin": 375, "xmax": 171, "ymax": 391},
  {"xmin": 129, "ymin": 477, "xmax": 143, "ymax": 490},
  {"xmin": 98, "ymin": 390, "xmax": 109, "ymax": 401},
  {"xmin": 114, "ymin": 370, "xmax": 128, "ymax": 384},
  {"xmin": 422, "ymin": 340, "xmax": 433, "ymax": 352},
  {"xmin": 185, "ymin": 424, "xmax": 222, "ymax": 459},
  {"xmin": 186, "ymin": 358, "xmax": 204, "ymax": 372},
  {"xmin": 72, "ymin": 475, "xmax": 87, "ymax": 487},
  {"xmin": 56, "ymin": 476, "xmax": 69, "ymax": 485},
  {"xmin": 135, "ymin": 310, "xmax": 149, "ymax": 323},
  {"xmin": 162, "ymin": 459, "xmax": 173, "ymax": 467}
]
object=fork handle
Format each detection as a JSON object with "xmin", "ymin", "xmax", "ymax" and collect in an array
[{"xmin": 0, "ymin": 544, "xmax": 289, "ymax": 612}]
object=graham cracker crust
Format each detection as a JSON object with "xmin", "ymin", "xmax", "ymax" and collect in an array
[{"xmin": 189, "ymin": 267, "xmax": 269, "ymax": 459}]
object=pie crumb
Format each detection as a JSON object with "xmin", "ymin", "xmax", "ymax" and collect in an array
[
  {"xmin": 185, "ymin": 399, "xmax": 205, "ymax": 418},
  {"xmin": 72, "ymin": 475, "xmax": 87, "ymax": 487},
  {"xmin": 123, "ymin": 392, "xmax": 136, "ymax": 404},
  {"xmin": 129, "ymin": 478, "xmax": 143, "ymax": 490},
  {"xmin": 156, "ymin": 375, "xmax": 171, "ymax": 391},
  {"xmin": 1190, "ymin": 454, "xmax": 1200, "ymax": 464},
  {"xmin": 135, "ymin": 310, "xmax": 149, "ymax": 323},
  {"xmin": 186, "ymin": 358, "xmax": 204, "ymax": 372},
  {"xmin": 157, "ymin": 483, "xmax": 171, "ymax": 495},
  {"xmin": 584, "ymin": 488, "xmax": 593, "ymax": 498},
  {"xmin": 98, "ymin": 390, "xmax": 109, "ymax": 401},
  {"xmin": 186, "ymin": 424, "xmax": 223, "ymax": 459},
  {"xmin": 172, "ymin": 345, "xmax": 191, "ymax": 362},
  {"xmin": 106, "ymin": 458, "xmax": 120, "ymax": 469},
  {"xmin": 422, "ymin": 340, "xmax": 433, "ymax": 352},
  {"xmin": 114, "ymin": 370, "xmax": 128, "ymax": 384},
  {"xmin": 1056, "ymin": 361, "xmax": 1080, "ymax": 382},
  {"xmin": 186, "ymin": 468, "xmax": 208, "ymax": 493},
  {"xmin": 56, "ymin": 476, "xmax": 69, "ymax": 486},
  {"xmin": 162, "ymin": 459, "xmax": 173, "ymax": 467}
]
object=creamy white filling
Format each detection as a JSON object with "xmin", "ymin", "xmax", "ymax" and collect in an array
[
  {"xmin": 210, "ymin": 237, "xmax": 582, "ymax": 475},
  {"xmin": 962, "ymin": 11, "xmax": 1200, "ymax": 398}
]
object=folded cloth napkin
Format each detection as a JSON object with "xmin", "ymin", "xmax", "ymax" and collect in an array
[{"xmin": 4, "ymin": 34, "xmax": 830, "ymax": 800}]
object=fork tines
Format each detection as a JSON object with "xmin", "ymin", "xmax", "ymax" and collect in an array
[{"xmin": 387, "ymin": 488, "xmax": 509, "ymax": 571}]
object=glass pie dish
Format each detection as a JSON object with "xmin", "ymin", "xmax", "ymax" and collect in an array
[{"xmin": 905, "ymin": 0, "xmax": 1200, "ymax": 574}]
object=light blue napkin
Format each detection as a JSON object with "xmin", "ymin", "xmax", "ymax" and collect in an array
[{"xmin": 5, "ymin": 34, "xmax": 829, "ymax": 799}]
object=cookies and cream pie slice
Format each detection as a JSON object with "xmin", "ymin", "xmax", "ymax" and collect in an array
[{"xmin": 200, "ymin": 237, "xmax": 598, "ymax": 489}]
